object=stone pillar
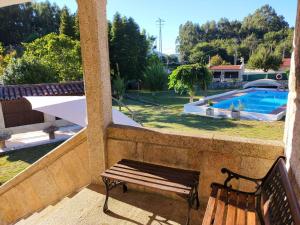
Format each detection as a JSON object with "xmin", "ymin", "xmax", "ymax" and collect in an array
[
  {"xmin": 77, "ymin": 0, "xmax": 112, "ymax": 184},
  {"xmin": 284, "ymin": 0, "xmax": 300, "ymax": 203}
]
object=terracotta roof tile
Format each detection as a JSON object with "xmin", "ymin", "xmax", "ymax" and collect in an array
[
  {"xmin": 280, "ymin": 58, "xmax": 291, "ymax": 69},
  {"xmin": 210, "ymin": 65, "xmax": 242, "ymax": 70},
  {"xmin": 0, "ymin": 81, "xmax": 84, "ymax": 100}
]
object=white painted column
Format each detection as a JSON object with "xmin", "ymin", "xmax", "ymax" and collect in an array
[
  {"xmin": 0, "ymin": 103, "xmax": 6, "ymax": 129},
  {"xmin": 77, "ymin": 0, "xmax": 112, "ymax": 184},
  {"xmin": 284, "ymin": 0, "xmax": 300, "ymax": 201}
]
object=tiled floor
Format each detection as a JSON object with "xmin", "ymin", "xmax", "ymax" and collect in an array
[
  {"xmin": 15, "ymin": 184, "xmax": 205, "ymax": 225},
  {"xmin": 0, "ymin": 125, "xmax": 82, "ymax": 154}
]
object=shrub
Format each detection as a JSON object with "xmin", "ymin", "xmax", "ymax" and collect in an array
[
  {"xmin": 3, "ymin": 58, "xmax": 58, "ymax": 84},
  {"xmin": 143, "ymin": 63, "xmax": 168, "ymax": 91},
  {"xmin": 113, "ymin": 74, "xmax": 126, "ymax": 101},
  {"xmin": 168, "ymin": 64, "xmax": 212, "ymax": 102},
  {"xmin": 23, "ymin": 33, "xmax": 83, "ymax": 82}
]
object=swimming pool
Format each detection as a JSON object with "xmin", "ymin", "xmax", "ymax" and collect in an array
[
  {"xmin": 183, "ymin": 88, "xmax": 289, "ymax": 121},
  {"xmin": 213, "ymin": 90, "xmax": 288, "ymax": 114}
]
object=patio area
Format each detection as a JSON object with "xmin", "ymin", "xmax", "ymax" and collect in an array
[
  {"xmin": 1, "ymin": 0, "xmax": 300, "ymax": 225},
  {"xmin": 15, "ymin": 184, "xmax": 204, "ymax": 225}
]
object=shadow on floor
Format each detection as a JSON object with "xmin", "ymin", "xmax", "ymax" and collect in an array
[{"xmin": 88, "ymin": 184, "xmax": 204, "ymax": 225}]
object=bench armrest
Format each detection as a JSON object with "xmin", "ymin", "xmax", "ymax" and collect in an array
[{"xmin": 221, "ymin": 168, "xmax": 262, "ymax": 189}]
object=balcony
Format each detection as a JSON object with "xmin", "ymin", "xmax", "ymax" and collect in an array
[{"xmin": 0, "ymin": 0, "xmax": 300, "ymax": 224}]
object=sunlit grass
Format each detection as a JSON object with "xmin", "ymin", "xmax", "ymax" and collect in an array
[
  {"xmin": 114, "ymin": 90, "xmax": 284, "ymax": 141},
  {"xmin": 0, "ymin": 142, "xmax": 62, "ymax": 185}
]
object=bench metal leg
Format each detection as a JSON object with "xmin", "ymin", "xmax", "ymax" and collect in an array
[
  {"xmin": 102, "ymin": 177, "xmax": 110, "ymax": 213},
  {"xmin": 186, "ymin": 197, "xmax": 192, "ymax": 225},
  {"xmin": 194, "ymin": 188, "xmax": 200, "ymax": 210},
  {"xmin": 123, "ymin": 184, "xmax": 128, "ymax": 193},
  {"xmin": 185, "ymin": 185, "xmax": 200, "ymax": 225},
  {"xmin": 102, "ymin": 177, "xmax": 128, "ymax": 213}
]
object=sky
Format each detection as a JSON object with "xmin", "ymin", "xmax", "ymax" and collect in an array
[{"xmin": 36, "ymin": 0, "xmax": 297, "ymax": 55}]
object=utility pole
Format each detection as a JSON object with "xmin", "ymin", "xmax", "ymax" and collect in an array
[
  {"xmin": 156, "ymin": 18, "xmax": 165, "ymax": 58},
  {"xmin": 234, "ymin": 38, "xmax": 238, "ymax": 65}
]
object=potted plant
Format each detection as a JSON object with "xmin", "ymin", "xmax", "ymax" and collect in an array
[
  {"xmin": 0, "ymin": 131, "xmax": 12, "ymax": 149},
  {"xmin": 43, "ymin": 126, "xmax": 58, "ymax": 140},
  {"xmin": 229, "ymin": 101, "xmax": 244, "ymax": 120},
  {"xmin": 229, "ymin": 103, "xmax": 240, "ymax": 120},
  {"xmin": 206, "ymin": 100, "xmax": 214, "ymax": 116}
]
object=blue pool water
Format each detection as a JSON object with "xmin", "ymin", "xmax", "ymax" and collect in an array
[{"xmin": 213, "ymin": 90, "xmax": 288, "ymax": 114}]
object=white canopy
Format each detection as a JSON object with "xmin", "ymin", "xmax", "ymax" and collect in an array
[
  {"xmin": 243, "ymin": 79, "xmax": 282, "ymax": 89},
  {"xmin": 0, "ymin": 0, "xmax": 31, "ymax": 8},
  {"xmin": 25, "ymin": 96, "xmax": 141, "ymax": 128}
]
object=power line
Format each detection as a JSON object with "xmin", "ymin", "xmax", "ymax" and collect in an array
[{"xmin": 156, "ymin": 18, "xmax": 165, "ymax": 57}]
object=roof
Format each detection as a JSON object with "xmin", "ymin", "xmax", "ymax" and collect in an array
[
  {"xmin": 0, "ymin": 0, "xmax": 31, "ymax": 8},
  {"xmin": 210, "ymin": 65, "xmax": 242, "ymax": 71},
  {"xmin": 280, "ymin": 58, "xmax": 291, "ymax": 69},
  {"xmin": 0, "ymin": 81, "xmax": 84, "ymax": 101}
]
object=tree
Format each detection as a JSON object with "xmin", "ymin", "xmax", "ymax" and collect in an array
[
  {"xmin": 143, "ymin": 61, "xmax": 168, "ymax": 91},
  {"xmin": 23, "ymin": 33, "xmax": 82, "ymax": 81},
  {"xmin": 59, "ymin": 6, "xmax": 74, "ymax": 37},
  {"xmin": 31, "ymin": 1, "xmax": 61, "ymax": 38},
  {"xmin": 2, "ymin": 58, "xmax": 58, "ymax": 84},
  {"xmin": 210, "ymin": 55, "xmax": 225, "ymax": 66},
  {"xmin": 189, "ymin": 42, "xmax": 229, "ymax": 65},
  {"xmin": 241, "ymin": 5, "xmax": 289, "ymax": 37},
  {"xmin": 0, "ymin": 2, "xmax": 61, "ymax": 45},
  {"xmin": 247, "ymin": 46, "xmax": 282, "ymax": 72},
  {"xmin": 242, "ymin": 34, "xmax": 259, "ymax": 57},
  {"xmin": 0, "ymin": 44, "xmax": 17, "ymax": 76},
  {"xmin": 109, "ymin": 13, "xmax": 149, "ymax": 81},
  {"xmin": 168, "ymin": 64, "xmax": 212, "ymax": 102},
  {"xmin": 73, "ymin": 13, "xmax": 80, "ymax": 40},
  {"xmin": 176, "ymin": 21, "xmax": 201, "ymax": 62}
]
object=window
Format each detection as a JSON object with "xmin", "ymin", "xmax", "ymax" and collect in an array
[
  {"xmin": 213, "ymin": 72, "xmax": 221, "ymax": 78},
  {"xmin": 224, "ymin": 71, "xmax": 239, "ymax": 79}
]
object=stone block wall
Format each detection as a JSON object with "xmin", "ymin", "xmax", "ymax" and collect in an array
[
  {"xmin": 0, "ymin": 129, "xmax": 90, "ymax": 225},
  {"xmin": 107, "ymin": 125, "xmax": 284, "ymax": 202}
]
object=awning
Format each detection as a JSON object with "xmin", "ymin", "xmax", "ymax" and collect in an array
[
  {"xmin": 25, "ymin": 96, "xmax": 141, "ymax": 128},
  {"xmin": 0, "ymin": 0, "xmax": 31, "ymax": 8},
  {"xmin": 243, "ymin": 79, "xmax": 282, "ymax": 89}
]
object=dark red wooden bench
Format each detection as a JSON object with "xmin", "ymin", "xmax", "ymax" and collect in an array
[
  {"xmin": 202, "ymin": 157, "xmax": 300, "ymax": 225},
  {"xmin": 101, "ymin": 159, "xmax": 200, "ymax": 225}
]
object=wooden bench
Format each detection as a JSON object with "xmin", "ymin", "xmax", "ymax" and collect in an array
[
  {"xmin": 202, "ymin": 157, "xmax": 300, "ymax": 225},
  {"xmin": 101, "ymin": 159, "xmax": 200, "ymax": 225}
]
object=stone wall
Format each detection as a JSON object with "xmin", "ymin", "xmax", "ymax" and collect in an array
[
  {"xmin": 107, "ymin": 125, "xmax": 284, "ymax": 202},
  {"xmin": 0, "ymin": 129, "xmax": 90, "ymax": 225}
]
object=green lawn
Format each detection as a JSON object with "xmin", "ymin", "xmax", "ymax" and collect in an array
[
  {"xmin": 0, "ymin": 142, "xmax": 62, "ymax": 185},
  {"xmin": 114, "ymin": 90, "xmax": 285, "ymax": 141}
]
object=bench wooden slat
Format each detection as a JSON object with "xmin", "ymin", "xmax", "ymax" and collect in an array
[
  {"xmin": 105, "ymin": 169, "xmax": 192, "ymax": 190},
  {"xmin": 202, "ymin": 185, "xmax": 218, "ymax": 225},
  {"xmin": 213, "ymin": 188, "xmax": 227, "ymax": 225},
  {"xmin": 236, "ymin": 193, "xmax": 247, "ymax": 225},
  {"xmin": 225, "ymin": 191, "xmax": 238, "ymax": 225},
  {"xmin": 102, "ymin": 172, "xmax": 191, "ymax": 195},
  {"xmin": 247, "ymin": 195, "xmax": 256, "ymax": 225},
  {"xmin": 119, "ymin": 159, "xmax": 199, "ymax": 179},
  {"xmin": 112, "ymin": 164, "xmax": 197, "ymax": 185},
  {"xmin": 203, "ymin": 157, "xmax": 300, "ymax": 225}
]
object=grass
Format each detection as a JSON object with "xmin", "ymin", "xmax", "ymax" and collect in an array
[
  {"xmin": 114, "ymin": 89, "xmax": 285, "ymax": 141},
  {"xmin": 0, "ymin": 142, "xmax": 62, "ymax": 185}
]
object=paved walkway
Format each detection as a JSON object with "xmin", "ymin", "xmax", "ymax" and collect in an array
[
  {"xmin": 15, "ymin": 185, "xmax": 204, "ymax": 225},
  {"xmin": 0, "ymin": 125, "xmax": 82, "ymax": 154}
]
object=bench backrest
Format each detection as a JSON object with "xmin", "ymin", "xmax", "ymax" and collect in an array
[{"xmin": 259, "ymin": 157, "xmax": 300, "ymax": 225}]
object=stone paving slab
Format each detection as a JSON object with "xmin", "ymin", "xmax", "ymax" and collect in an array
[{"xmin": 15, "ymin": 184, "xmax": 204, "ymax": 225}]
